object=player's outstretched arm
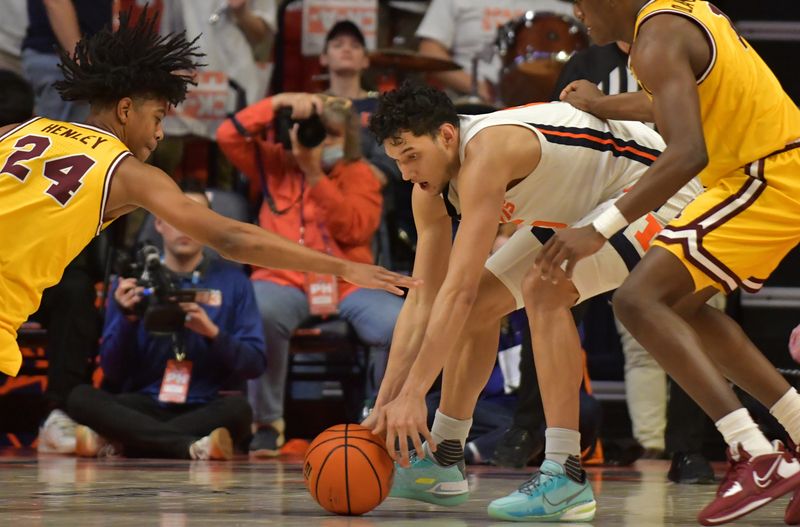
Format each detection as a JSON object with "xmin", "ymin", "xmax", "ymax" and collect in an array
[
  {"xmin": 364, "ymin": 187, "xmax": 452, "ymax": 434},
  {"xmin": 107, "ymin": 158, "xmax": 419, "ymax": 295}
]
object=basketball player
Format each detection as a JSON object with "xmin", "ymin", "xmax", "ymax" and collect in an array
[
  {"xmin": 0, "ymin": 12, "xmax": 417, "ymax": 378},
  {"xmin": 539, "ymin": 0, "xmax": 800, "ymax": 524},
  {"xmin": 363, "ymin": 82, "xmax": 701, "ymax": 521}
]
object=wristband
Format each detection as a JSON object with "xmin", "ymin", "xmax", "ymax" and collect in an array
[{"xmin": 592, "ymin": 204, "xmax": 628, "ymax": 239}]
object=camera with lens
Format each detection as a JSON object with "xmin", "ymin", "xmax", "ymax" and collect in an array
[
  {"xmin": 119, "ymin": 245, "xmax": 219, "ymax": 335},
  {"xmin": 274, "ymin": 106, "xmax": 327, "ymax": 150}
]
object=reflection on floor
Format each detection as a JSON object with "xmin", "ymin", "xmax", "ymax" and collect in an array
[{"xmin": 0, "ymin": 450, "xmax": 790, "ymax": 526}]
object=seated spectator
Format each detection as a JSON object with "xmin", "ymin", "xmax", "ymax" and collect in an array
[
  {"xmin": 66, "ymin": 184, "xmax": 266, "ymax": 460},
  {"xmin": 217, "ymin": 92, "xmax": 403, "ymax": 458}
]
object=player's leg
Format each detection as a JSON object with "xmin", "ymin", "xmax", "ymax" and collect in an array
[
  {"xmin": 390, "ymin": 268, "xmax": 516, "ymax": 506},
  {"xmin": 614, "ymin": 255, "xmax": 743, "ymax": 422},
  {"xmin": 487, "ymin": 264, "xmax": 595, "ymax": 522},
  {"xmin": 681, "ymin": 300, "xmax": 793, "ymax": 410},
  {"xmin": 615, "ymin": 254, "xmax": 800, "ymax": 524}
]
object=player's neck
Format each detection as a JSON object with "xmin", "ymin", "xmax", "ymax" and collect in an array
[
  {"xmin": 164, "ymin": 251, "xmax": 203, "ymax": 274},
  {"xmin": 84, "ymin": 112, "xmax": 123, "ymax": 139}
]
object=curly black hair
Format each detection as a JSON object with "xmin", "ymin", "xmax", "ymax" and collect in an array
[
  {"xmin": 54, "ymin": 7, "xmax": 204, "ymax": 107},
  {"xmin": 369, "ymin": 81, "xmax": 459, "ymax": 144}
]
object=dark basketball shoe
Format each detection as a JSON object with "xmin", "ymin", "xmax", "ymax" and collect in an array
[
  {"xmin": 668, "ymin": 452, "xmax": 716, "ymax": 484},
  {"xmin": 491, "ymin": 426, "xmax": 544, "ymax": 469},
  {"xmin": 698, "ymin": 442, "xmax": 800, "ymax": 525}
]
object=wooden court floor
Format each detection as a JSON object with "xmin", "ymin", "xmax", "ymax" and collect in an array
[{"xmin": 0, "ymin": 451, "xmax": 792, "ymax": 526}]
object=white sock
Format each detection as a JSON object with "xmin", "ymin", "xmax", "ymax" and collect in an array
[
  {"xmin": 544, "ymin": 427, "xmax": 581, "ymax": 465},
  {"xmin": 715, "ymin": 408, "xmax": 773, "ymax": 459},
  {"xmin": 770, "ymin": 388, "xmax": 800, "ymax": 445},
  {"xmin": 431, "ymin": 409, "xmax": 472, "ymax": 448},
  {"xmin": 428, "ymin": 409, "xmax": 472, "ymax": 466}
]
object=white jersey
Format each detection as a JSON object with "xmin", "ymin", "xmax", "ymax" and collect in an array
[
  {"xmin": 445, "ymin": 101, "xmax": 699, "ymax": 229},
  {"xmin": 449, "ymin": 102, "xmax": 702, "ymax": 309}
]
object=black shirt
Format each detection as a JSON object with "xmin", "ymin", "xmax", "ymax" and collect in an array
[
  {"xmin": 551, "ymin": 43, "xmax": 636, "ymax": 98},
  {"xmin": 23, "ymin": 0, "xmax": 112, "ymax": 54}
]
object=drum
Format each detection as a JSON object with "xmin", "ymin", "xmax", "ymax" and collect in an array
[{"xmin": 497, "ymin": 12, "xmax": 589, "ymax": 107}]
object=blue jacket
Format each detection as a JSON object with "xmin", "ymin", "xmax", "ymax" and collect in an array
[{"xmin": 100, "ymin": 258, "xmax": 266, "ymax": 405}]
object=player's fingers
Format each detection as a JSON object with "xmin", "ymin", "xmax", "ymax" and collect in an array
[
  {"xmin": 384, "ymin": 284, "xmax": 404, "ymax": 296},
  {"xmin": 398, "ymin": 429, "xmax": 411, "ymax": 467},
  {"xmin": 373, "ymin": 414, "xmax": 387, "ymax": 437},
  {"xmin": 385, "ymin": 426, "xmax": 397, "ymax": 461},
  {"xmin": 536, "ymin": 239, "xmax": 559, "ymax": 278},
  {"xmin": 564, "ymin": 252, "xmax": 578, "ymax": 279},
  {"xmin": 546, "ymin": 247, "xmax": 571, "ymax": 281},
  {"xmin": 421, "ymin": 426, "xmax": 436, "ymax": 452},
  {"xmin": 533, "ymin": 237, "xmax": 552, "ymax": 267},
  {"xmin": 411, "ymin": 431, "xmax": 424, "ymax": 461}
]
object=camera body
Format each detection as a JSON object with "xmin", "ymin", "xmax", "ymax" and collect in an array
[
  {"xmin": 120, "ymin": 246, "xmax": 217, "ymax": 335},
  {"xmin": 274, "ymin": 106, "xmax": 327, "ymax": 150}
]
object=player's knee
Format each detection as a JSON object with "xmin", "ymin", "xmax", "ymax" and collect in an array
[
  {"xmin": 521, "ymin": 268, "xmax": 576, "ymax": 311},
  {"xmin": 612, "ymin": 281, "xmax": 645, "ymax": 326}
]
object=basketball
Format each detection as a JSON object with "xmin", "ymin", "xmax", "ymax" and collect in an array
[{"xmin": 303, "ymin": 423, "xmax": 395, "ymax": 515}]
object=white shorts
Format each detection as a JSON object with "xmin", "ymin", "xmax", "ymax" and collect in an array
[{"xmin": 485, "ymin": 180, "xmax": 700, "ymax": 309}]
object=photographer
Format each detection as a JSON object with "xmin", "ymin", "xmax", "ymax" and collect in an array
[
  {"xmin": 217, "ymin": 92, "xmax": 402, "ymax": 457},
  {"xmin": 66, "ymin": 186, "xmax": 266, "ymax": 460}
]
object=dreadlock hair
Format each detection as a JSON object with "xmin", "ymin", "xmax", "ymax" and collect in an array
[
  {"xmin": 369, "ymin": 81, "xmax": 459, "ymax": 145},
  {"xmin": 54, "ymin": 6, "xmax": 204, "ymax": 108}
]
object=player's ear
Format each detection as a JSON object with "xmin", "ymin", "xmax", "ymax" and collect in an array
[
  {"xmin": 154, "ymin": 217, "xmax": 164, "ymax": 234},
  {"xmin": 439, "ymin": 123, "xmax": 457, "ymax": 146},
  {"xmin": 116, "ymin": 97, "xmax": 135, "ymax": 125}
]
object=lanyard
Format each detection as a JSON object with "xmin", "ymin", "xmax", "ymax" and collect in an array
[{"xmin": 230, "ymin": 113, "xmax": 335, "ymax": 255}]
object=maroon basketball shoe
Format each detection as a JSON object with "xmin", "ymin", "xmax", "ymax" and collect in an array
[
  {"xmin": 698, "ymin": 442, "xmax": 800, "ymax": 526},
  {"xmin": 784, "ymin": 441, "xmax": 800, "ymax": 525}
]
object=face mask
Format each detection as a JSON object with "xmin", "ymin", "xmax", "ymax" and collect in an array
[{"xmin": 321, "ymin": 145, "xmax": 345, "ymax": 171}]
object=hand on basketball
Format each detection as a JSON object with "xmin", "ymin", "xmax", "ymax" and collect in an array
[
  {"xmin": 361, "ymin": 403, "xmax": 386, "ymax": 435},
  {"xmin": 560, "ymin": 80, "xmax": 604, "ymax": 113},
  {"xmin": 383, "ymin": 391, "xmax": 436, "ymax": 468},
  {"xmin": 534, "ymin": 225, "xmax": 606, "ymax": 281},
  {"xmin": 341, "ymin": 262, "xmax": 421, "ymax": 296}
]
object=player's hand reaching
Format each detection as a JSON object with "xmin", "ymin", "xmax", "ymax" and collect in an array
[
  {"xmin": 382, "ymin": 391, "xmax": 436, "ymax": 468},
  {"xmin": 361, "ymin": 403, "xmax": 386, "ymax": 436},
  {"xmin": 341, "ymin": 262, "xmax": 421, "ymax": 296},
  {"xmin": 560, "ymin": 80, "xmax": 605, "ymax": 113},
  {"xmin": 534, "ymin": 224, "xmax": 607, "ymax": 281}
]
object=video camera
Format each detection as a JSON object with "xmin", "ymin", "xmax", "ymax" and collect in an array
[
  {"xmin": 119, "ymin": 245, "xmax": 220, "ymax": 335},
  {"xmin": 274, "ymin": 106, "xmax": 327, "ymax": 150}
]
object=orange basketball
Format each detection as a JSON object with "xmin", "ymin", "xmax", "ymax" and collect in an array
[{"xmin": 303, "ymin": 423, "xmax": 395, "ymax": 515}]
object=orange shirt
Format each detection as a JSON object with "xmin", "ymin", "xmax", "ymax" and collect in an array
[{"xmin": 216, "ymin": 98, "xmax": 383, "ymax": 297}]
